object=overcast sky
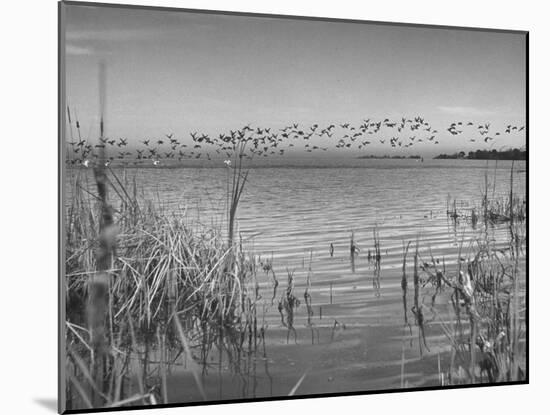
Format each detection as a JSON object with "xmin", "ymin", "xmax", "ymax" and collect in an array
[{"xmin": 63, "ymin": 3, "xmax": 526, "ymax": 157}]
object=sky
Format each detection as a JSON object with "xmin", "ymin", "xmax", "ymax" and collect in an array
[{"xmin": 63, "ymin": 3, "xmax": 526, "ymax": 158}]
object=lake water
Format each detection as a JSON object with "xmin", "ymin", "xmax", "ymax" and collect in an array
[
  {"xmin": 66, "ymin": 158, "xmax": 527, "ymax": 400},
  {"xmin": 71, "ymin": 158, "xmax": 525, "ymax": 277}
]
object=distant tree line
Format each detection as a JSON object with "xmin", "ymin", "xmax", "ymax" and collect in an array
[{"xmin": 434, "ymin": 148, "xmax": 526, "ymax": 160}]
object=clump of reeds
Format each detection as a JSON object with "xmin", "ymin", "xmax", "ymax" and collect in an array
[
  {"xmin": 65, "ymin": 168, "xmax": 265, "ymax": 409},
  {"xmin": 403, "ymin": 163, "xmax": 526, "ymax": 382},
  {"xmin": 401, "ymin": 241, "xmax": 411, "ymax": 327},
  {"xmin": 227, "ymin": 135, "xmax": 249, "ymax": 248},
  {"xmin": 406, "ymin": 224, "xmax": 526, "ymax": 384},
  {"xmin": 260, "ymin": 253, "xmax": 278, "ymax": 305},
  {"xmin": 446, "ymin": 194, "xmax": 459, "ymax": 220},
  {"xmin": 446, "ymin": 162, "xmax": 526, "ymax": 226},
  {"xmin": 278, "ymin": 269, "xmax": 300, "ymax": 344},
  {"xmin": 410, "ymin": 240, "xmax": 429, "ymax": 356}
]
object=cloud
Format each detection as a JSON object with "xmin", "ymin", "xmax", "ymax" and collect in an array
[
  {"xmin": 437, "ymin": 106, "xmax": 497, "ymax": 116},
  {"xmin": 66, "ymin": 29, "xmax": 150, "ymax": 42},
  {"xmin": 66, "ymin": 43, "xmax": 94, "ymax": 56}
]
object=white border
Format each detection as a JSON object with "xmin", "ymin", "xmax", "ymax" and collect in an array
[{"xmin": 2, "ymin": 0, "xmax": 546, "ymax": 414}]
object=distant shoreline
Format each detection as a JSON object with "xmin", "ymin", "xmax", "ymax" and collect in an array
[
  {"xmin": 356, "ymin": 155, "xmax": 422, "ymax": 160},
  {"xmin": 433, "ymin": 148, "xmax": 526, "ymax": 160}
]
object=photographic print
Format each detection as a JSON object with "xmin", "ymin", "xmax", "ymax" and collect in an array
[{"xmin": 59, "ymin": 1, "xmax": 528, "ymax": 413}]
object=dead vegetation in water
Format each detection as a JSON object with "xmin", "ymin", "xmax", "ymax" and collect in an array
[
  {"xmin": 372, "ymin": 228, "xmax": 382, "ymax": 297},
  {"xmin": 446, "ymin": 161, "xmax": 526, "ymax": 227},
  {"xmin": 260, "ymin": 253, "xmax": 278, "ymax": 306},
  {"xmin": 400, "ymin": 221, "xmax": 526, "ymax": 385},
  {"xmin": 278, "ymin": 269, "xmax": 301, "ymax": 344},
  {"xmin": 401, "ymin": 161, "xmax": 526, "ymax": 386},
  {"xmin": 304, "ymin": 251, "xmax": 320, "ymax": 344}
]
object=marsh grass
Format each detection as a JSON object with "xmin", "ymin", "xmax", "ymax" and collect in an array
[
  {"xmin": 422, "ymin": 226, "xmax": 526, "ymax": 384},
  {"xmin": 278, "ymin": 269, "xmax": 301, "ymax": 344},
  {"xmin": 401, "ymin": 160, "xmax": 526, "ymax": 385},
  {"xmin": 227, "ymin": 138, "xmax": 250, "ymax": 247},
  {"xmin": 260, "ymin": 253, "xmax": 278, "ymax": 306},
  {"xmin": 447, "ymin": 162, "xmax": 526, "ymax": 226},
  {"xmin": 65, "ymin": 167, "xmax": 265, "ymax": 409},
  {"xmin": 406, "ymin": 178, "xmax": 526, "ymax": 384}
]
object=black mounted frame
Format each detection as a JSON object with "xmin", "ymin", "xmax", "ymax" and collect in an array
[{"xmin": 58, "ymin": 2, "xmax": 529, "ymax": 413}]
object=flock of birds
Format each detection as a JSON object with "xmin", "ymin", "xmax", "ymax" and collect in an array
[{"xmin": 66, "ymin": 114, "xmax": 525, "ymax": 166}]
